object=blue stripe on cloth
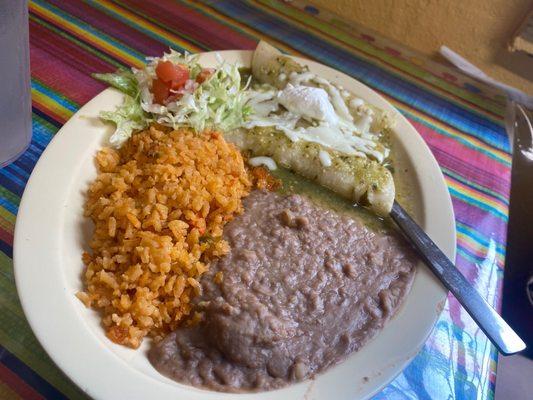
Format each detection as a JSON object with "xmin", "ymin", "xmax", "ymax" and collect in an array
[
  {"xmin": 0, "ymin": 173, "xmax": 23, "ymax": 200},
  {"xmin": 0, "ymin": 134, "xmax": 51, "ymax": 198},
  {"xmin": 7, "ymin": 158, "xmax": 33, "ymax": 180},
  {"xmin": 0, "ymin": 345, "xmax": 69, "ymax": 400},
  {"xmin": 31, "ymin": 80, "xmax": 80, "ymax": 113},
  {"xmin": 0, "ymin": 169, "xmax": 27, "ymax": 198},
  {"xmin": 0, "ymin": 118, "xmax": 55, "ymax": 202},
  {"xmin": 0, "ymin": 241, "xmax": 13, "ymax": 259},
  {"xmin": 456, "ymin": 222, "xmax": 506, "ymax": 257},
  {"xmin": 22, "ymin": 145, "xmax": 44, "ymax": 164},
  {"xmin": 0, "ymin": 196, "xmax": 18, "ymax": 216},
  {"xmin": 32, "ymin": 118, "xmax": 56, "ymax": 148},
  {"xmin": 14, "ymin": 149, "xmax": 38, "ymax": 170}
]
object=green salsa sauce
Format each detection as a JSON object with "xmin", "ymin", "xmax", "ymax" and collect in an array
[{"xmin": 271, "ymin": 167, "xmax": 392, "ymax": 234}]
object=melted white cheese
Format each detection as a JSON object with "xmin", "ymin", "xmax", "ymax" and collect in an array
[
  {"xmin": 302, "ymin": 126, "xmax": 358, "ymax": 155},
  {"xmin": 349, "ymin": 97, "xmax": 364, "ymax": 109},
  {"xmin": 244, "ymin": 70, "xmax": 389, "ymax": 162},
  {"xmin": 353, "ymin": 113, "xmax": 373, "ymax": 134},
  {"xmin": 318, "ymin": 150, "xmax": 332, "ymax": 167},
  {"xmin": 248, "ymin": 156, "xmax": 277, "ymax": 170},
  {"xmin": 289, "ymin": 71, "xmax": 315, "ymax": 85}
]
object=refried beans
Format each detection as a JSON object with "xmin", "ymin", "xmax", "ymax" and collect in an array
[{"xmin": 149, "ymin": 190, "xmax": 416, "ymax": 392}]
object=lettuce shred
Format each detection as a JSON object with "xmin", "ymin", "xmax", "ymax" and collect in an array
[{"xmin": 93, "ymin": 50, "xmax": 250, "ymax": 147}]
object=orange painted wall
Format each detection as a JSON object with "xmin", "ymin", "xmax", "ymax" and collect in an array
[{"xmin": 308, "ymin": 0, "xmax": 533, "ymax": 93}]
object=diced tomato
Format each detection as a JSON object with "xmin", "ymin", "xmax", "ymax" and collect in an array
[
  {"xmin": 155, "ymin": 60, "xmax": 190, "ymax": 90},
  {"xmin": 156, "ymin": 61, "xmax": 179, "ymax": 82},
  {"xmin": 169, "ymin": 67, "xmax": 189, "ymax": 90},
  {"xmin": 151, "ymin": 78, "xmax": 170, "ymax": 104},
  {"xmin": 196, "ymin": 68, "xmax": 214, "ymax": 84}
]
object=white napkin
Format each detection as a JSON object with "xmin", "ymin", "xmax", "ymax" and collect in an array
[{"xmin": 440, "ymin": 46, "xmax": 533, "ymax": 109}]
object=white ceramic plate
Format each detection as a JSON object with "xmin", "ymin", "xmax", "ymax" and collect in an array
[{"xmin": 14, "ymin": 51, "xmax": 455, "ymax": 400}]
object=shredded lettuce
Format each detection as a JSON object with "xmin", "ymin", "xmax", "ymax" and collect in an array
[
  {"xmin": 92, "ymin": 69, "xmax": 148, "ymax": 147},
  {"xmin": 149, "ymin": 61, "xmax": 251, "ymax": 132},
  {"xmin": 92, "ymin": 69, "xmax": 138, "ymax": 98},
  {"xmin": 135, "ymin": 50, "xmax": 251, "ymax": 132},
  {"xmin": 99, "ymin": 95, "xmax": 148, "ymax": 147},
  {"xmin": 93, "ymin": 49, "xmax": 251, "ymax": 147}
]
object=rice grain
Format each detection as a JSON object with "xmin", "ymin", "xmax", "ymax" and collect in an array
[{"xmin": 77, "ymin": 126, "xmax": 251, "ymax": 348}]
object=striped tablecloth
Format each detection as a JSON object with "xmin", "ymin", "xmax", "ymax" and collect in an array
[{"xmin": 0, "ymin": 1, "xmax": 511, "ymax": 399}]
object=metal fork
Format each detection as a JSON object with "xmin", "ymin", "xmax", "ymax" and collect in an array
[{"xmin": 390, "ymin": 201, "xmax": 526, "ymax": 355}]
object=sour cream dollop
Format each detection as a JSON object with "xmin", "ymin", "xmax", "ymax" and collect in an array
[
  {"xmin": 278, "ymin": 84, "xmax": 338, "ymax": 125},
  {"xmin": 248, "ymin": 156, "xmax": 277, "ymax": 171}
]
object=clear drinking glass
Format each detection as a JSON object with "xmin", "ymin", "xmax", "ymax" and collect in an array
[{"xmin": 0, "ymin": 0, "xmax": 32, "ymax": 168}]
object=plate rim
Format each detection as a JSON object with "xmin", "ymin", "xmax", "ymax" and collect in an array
[{"xmin": 14, "ymin": 49, "xmax": 455, "ymax": 400}]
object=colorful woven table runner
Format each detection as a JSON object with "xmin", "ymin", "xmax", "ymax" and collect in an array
[{"xmin": 0, "ymin": 1, "xmax": 511, "ymax": 399}]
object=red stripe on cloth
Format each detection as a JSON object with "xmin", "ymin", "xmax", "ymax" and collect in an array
[
  {"xmin": 452, "ymin": 198, "xmax": 508, "ymax": 245},
  {"xmin": 409, "ymin": 119, "xmax": 509, "ymax": 185},
  {"xmin": 432, "ymin": 146, "xmax": 510, "ymax": 201},
  {"xmin": 29, "ymin": 19, "xmax": 112, "ymax": 105},
  {"xmin": 46, "ymin": 0, "xmax": 169, "ymax": 57},
  {"xmin": 0, "ymin": 229, "xmax": 13, "ymax": 247},
  {"xmin": 118, "ymin": 0, "xmax": 258, "ymax": 50},
  {"xmin": 0, "ymin": 364, "xmax": 44, "ymax": 400},
  {"xmin": 30, "ymin": 3, "xmax": 135, "ymax": 67}
]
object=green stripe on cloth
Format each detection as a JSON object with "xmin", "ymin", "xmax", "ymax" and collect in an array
[
  {"xmin": 0, "ymin": 252, "xmax": 89, "ymax": 400},
  {"xmin": 0, "ymin": 188, "xmax": 20, "ymax": 209},
  {"xmin": 0, "ymin": 207, "xmax": 16, "ymax": 229},
  {"xmin": 29, "ymin": 13, "xmax": 124, "ymax": 69}
]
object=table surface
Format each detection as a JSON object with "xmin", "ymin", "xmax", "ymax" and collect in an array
[{"xmin": 0, "ymin": 1, "xmax": 512, "ymax": 399}]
